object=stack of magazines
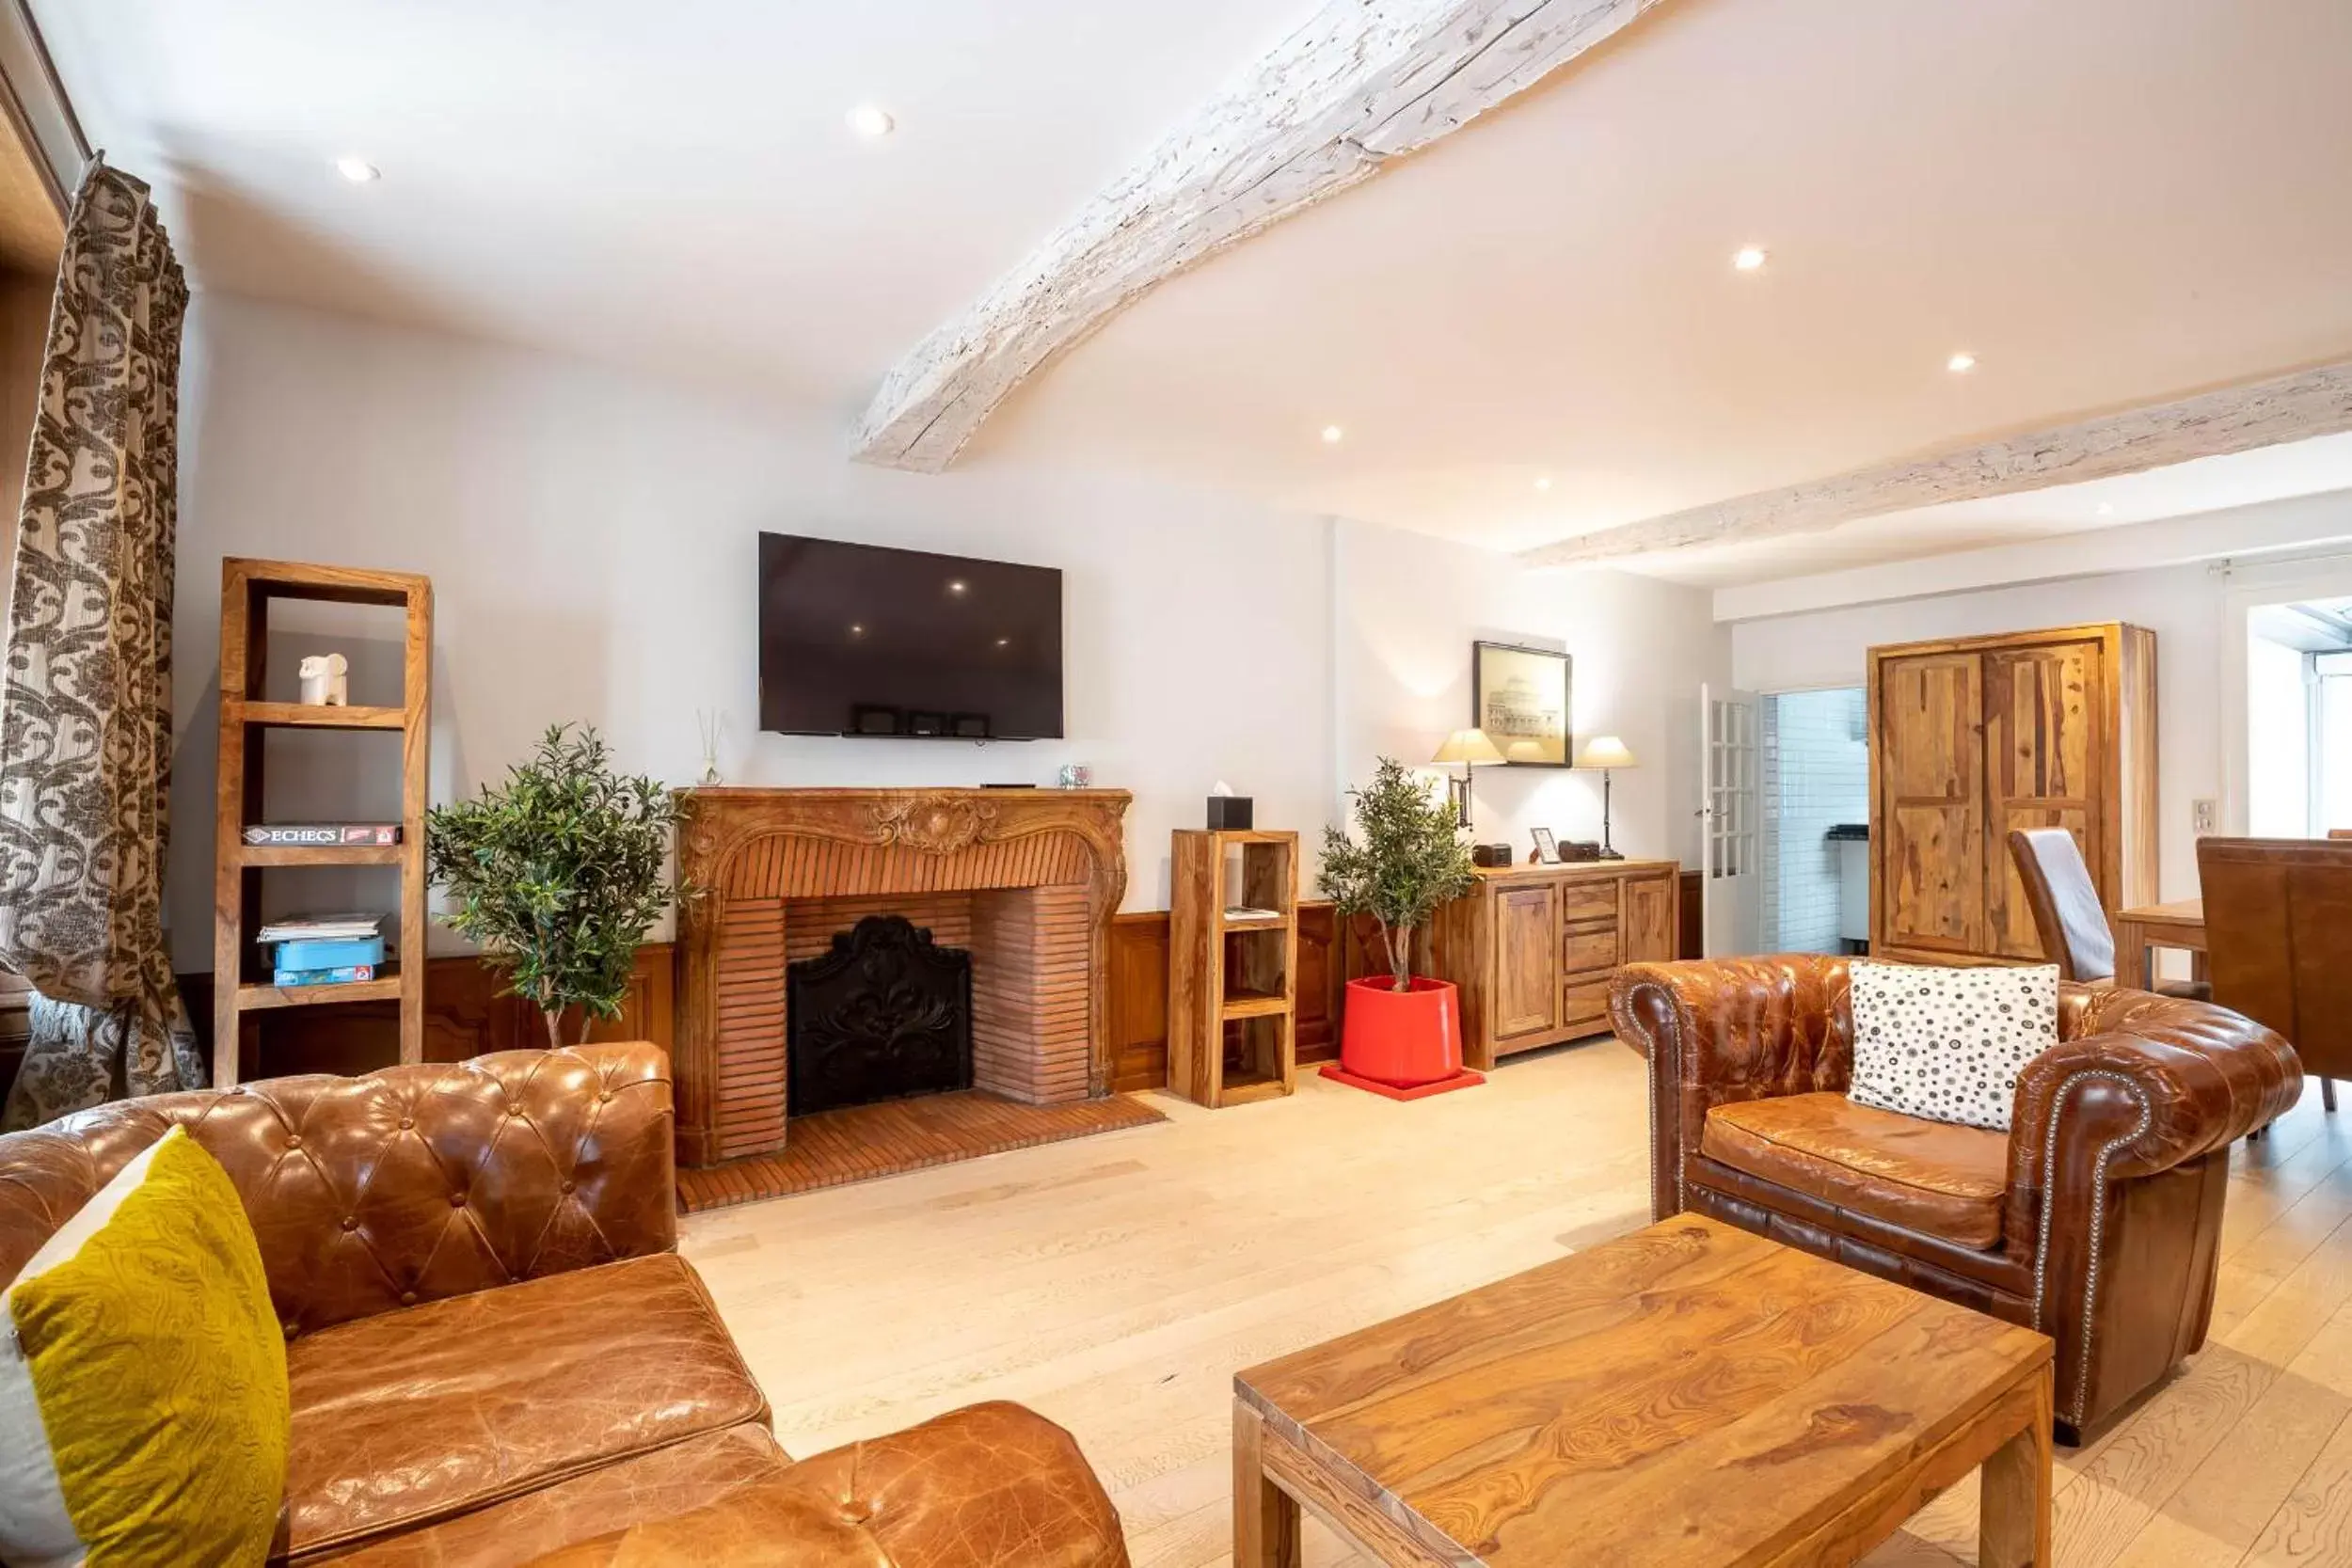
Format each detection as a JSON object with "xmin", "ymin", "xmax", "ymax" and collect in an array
[{"xmin": 257, "ymin": 913, "xmax": 388, "ymax": 987}]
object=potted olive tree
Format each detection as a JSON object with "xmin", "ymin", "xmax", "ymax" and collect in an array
[
  {"xmin": 426, "ymin": 723, "xmax": 690, "ymax": 1050},
  {"xmin": 1318, "ymin": 756, "xmax": 1478, "ymax": 1088}
]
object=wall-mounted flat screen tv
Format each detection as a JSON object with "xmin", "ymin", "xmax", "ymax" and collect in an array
[{"xmin": 758, "ymin": 532, "xmax": 1064, "ymax": 740}]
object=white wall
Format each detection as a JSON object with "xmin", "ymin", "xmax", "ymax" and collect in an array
[
  {"xmin": 1729, "ymin": 561, "xmax": 2223, "ymax": 903},
  {"xmin": 170, "ymin": 295, "xmax": 1342, "ymax": 965},
  {"xmin": 169, "ymin": 295, "xmax": 1723, "ymax": 972},
  {"xmin": 1332, "ymin": 518, "xmax": 1722, "ymax": 872}
]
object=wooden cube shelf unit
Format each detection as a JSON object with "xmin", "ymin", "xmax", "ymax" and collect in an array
[
  {"xmin": 1168, "ymin": 830, "xmax": 1299, "ymax": 1107},
  {"xmin": 212, "ymin": 559, "xmax": 432, "ymax": 1086}
]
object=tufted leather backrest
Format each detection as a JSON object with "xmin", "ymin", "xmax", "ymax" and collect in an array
[
  {"xmin": 2007, "ymin": 827, "xmax": 2117, "ymax": 983},
  {"xmin": 0, "ymin": 1043, "xmax": 675, "ymax": 1337}
]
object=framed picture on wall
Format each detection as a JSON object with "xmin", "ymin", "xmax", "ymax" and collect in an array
[{"xmin": 1472, "ymin": 641, "xmax": 1571, "ymax": 766}]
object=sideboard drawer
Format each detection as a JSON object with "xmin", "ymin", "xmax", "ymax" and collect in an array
[
  {"xmin": 1561, "ymin": 976, "xmax": 1613, "ymax": 1037},
  {"xmin": 1562, "ymin": 925, "xmax": 1620, "ymax": 975},
  {"xmin": 1559, "ymin": 881, "xmax": 1617, "ymax": 923}
]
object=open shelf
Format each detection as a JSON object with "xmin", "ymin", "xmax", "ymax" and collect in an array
[
  {"xmin": 233, "ymin": 701, "xmax": 405, "ymax": 731},
  {"xmin": 1220, "ymin": 989, "xmax": 1289, "ymax": 1020},
  {"xmin": 236, "ymin": 961, "xmax": 404, "ymax": 1010},
  {"xmin": 1215, "ymin": 1072, "xmax": 1289, "ymax": 1107},
  {"xmin": 235, "ymin": 843, "xmax": 404, "ymax": 868}
]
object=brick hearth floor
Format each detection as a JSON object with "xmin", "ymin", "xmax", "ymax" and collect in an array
[{"xmin": 675, "ymin": 1089, "xmax": 1168, "ymax": 1212}]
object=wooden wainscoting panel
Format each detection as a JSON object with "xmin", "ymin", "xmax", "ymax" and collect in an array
[{"xmin": 1109, "ymin": 911, "xmax": 1173, "ymax": 1092}]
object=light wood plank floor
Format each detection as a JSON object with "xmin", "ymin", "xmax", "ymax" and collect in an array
[{"xmin": 681, "ymin": 1039, "xmax": 2352, "ymax": 1567}]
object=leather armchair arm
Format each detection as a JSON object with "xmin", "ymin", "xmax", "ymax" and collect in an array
[
  {"xmin": 1611, "ymin": 957, "xmax": 1854, "ymax": 1220},
  {"xmin": 2006, "ymin": 990, "xmax": 2299, "ymax": 1234}
]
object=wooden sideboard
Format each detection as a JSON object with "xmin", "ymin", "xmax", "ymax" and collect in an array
[{"xmin": 1423, "ymin": 859, "xmax": 1679, "ymax": 1069}]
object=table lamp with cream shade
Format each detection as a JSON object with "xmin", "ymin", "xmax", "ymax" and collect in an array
[
  {"xmin": 1573, "ymin": 735, "xmax": 1637, "ymax": 860},
  {"xmin": 1430, "ymin": 727, "xmax": 1505, "ymax": 829}
]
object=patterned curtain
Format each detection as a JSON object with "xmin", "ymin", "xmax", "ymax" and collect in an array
[{"xmin": 0, "ymin": 164, "xmax": 199, "ymax": 1130}]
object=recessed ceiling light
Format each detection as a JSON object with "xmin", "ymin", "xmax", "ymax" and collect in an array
[
  {"xmin": 850, "ymin": 623, "xmax": 865, "ymax": 635},
  {"xmin": 1534, "ymin": 476, "xmax": 1553, "ymax": 492},
  {"xmin": 994, "ymin": 637, "xmax": 1009, "ymax": 647},
  {"xmin": 2095, "ymin": 501, "xmax": 2115, "ymax": 516},
  {"xmin": 1947, "ymin": 352, "xmax": 1978, "ymax": 373},
  {"xmin": 1321, "ymin": 424, "xmax": 1344, "ymax": 444},
  {"xmin": 1732, "ymin": 245, "xmax": 1767, "ymax": 272},
  {"xmin": 947, "ymin": 580, "xmax": 967, "ymax": 594},
  {"xmin": 848, "ymin": 103, "xmax": 896, "ymax": 138},
  {"xmin": 334, "ymin": 156, "xmax": 380, "ymax": 184}
]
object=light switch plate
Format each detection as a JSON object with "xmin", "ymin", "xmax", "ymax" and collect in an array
[{"xmin": 2191, "ymin": 799, "xmax": 2218, "ymax": 836}]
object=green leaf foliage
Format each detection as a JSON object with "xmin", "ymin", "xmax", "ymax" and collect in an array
[
  {"xmin": 425, "ymin": 723, "xmax": 691, "ymax": 1047},
  {"xmin": 1316, "ymin": 756, "xmax": 1476, "ymax": 990}
]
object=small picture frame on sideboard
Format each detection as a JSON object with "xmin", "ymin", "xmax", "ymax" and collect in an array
[{"xmin": 1530, "ymin": 827, "xmax": 1558, "ymax": 864}]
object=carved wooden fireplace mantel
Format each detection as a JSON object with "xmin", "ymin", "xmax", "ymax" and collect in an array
[{"xmin": 672, "ymin": 787, "xmax": 1131, "ymax": 1167}]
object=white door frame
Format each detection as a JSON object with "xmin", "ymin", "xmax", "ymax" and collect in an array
[{"xmin": 2218, "ymin": 549, "xmax": 2352, "ymax": 836}]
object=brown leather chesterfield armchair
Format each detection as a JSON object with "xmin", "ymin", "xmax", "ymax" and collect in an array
[
  {"xmin": 1611, "ymin": 958, "xmax": 2299, "ymax": 1441},
  {"xmin": 0, "ymin": 1044, "xmax": 1128, "ymax": 1566}
]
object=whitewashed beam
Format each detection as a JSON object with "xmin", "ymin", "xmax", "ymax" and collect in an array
[
  {"xmin": 1518, "ymin": 359, "xmax": 2352, "ymax": 569},
  {"xmin": 855, "ymin": 0, "xmax": 1668, "ymax": 472}
]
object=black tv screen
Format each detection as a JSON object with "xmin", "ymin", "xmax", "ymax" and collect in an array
[{"xmin": 758, "ymin": 532, "xmax": 1064, "ymax": 739}]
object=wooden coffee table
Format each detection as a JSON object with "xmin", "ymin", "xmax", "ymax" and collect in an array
[{"xmin": 1233, "ymin": 1214, "xmax": 2052, "ymax": 1567}]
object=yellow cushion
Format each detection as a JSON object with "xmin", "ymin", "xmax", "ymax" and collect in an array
[{"xmin": 0, "ymin": 1125, "xmax": 289, "ymax": 1566}]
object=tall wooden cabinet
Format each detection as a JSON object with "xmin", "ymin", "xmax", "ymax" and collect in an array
[
  {"xmin": 1422, "ymin": 859, "xmax": 1679, "ymax": 1069},
  {"xmin": 1868, "ymin": 623, "xmax": 2156, "ymax": 966}
]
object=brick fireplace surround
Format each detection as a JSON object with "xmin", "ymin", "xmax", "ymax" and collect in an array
[{"xmin": 673, "ymin": 788, "xmax": 1131, "ymax": 1167}]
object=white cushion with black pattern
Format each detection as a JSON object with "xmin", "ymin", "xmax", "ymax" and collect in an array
[{"xmin": 1847, "ymin": 960, "xmax": 2058, "ymax": 1132}]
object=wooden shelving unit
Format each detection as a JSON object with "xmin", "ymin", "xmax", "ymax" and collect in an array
[
  {"xmin": 212, "ymin": 559, "xmax": 432, "ymax": 1087},
  {"xmin": 1168, "ymin": 829, "xmax": 1298, "ymax": 1108}
]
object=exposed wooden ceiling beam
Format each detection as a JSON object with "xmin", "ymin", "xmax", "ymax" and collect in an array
[
  {"xmin": 1518, "ymin": 359, "xmax": 2352, "ymax": 569},
  {"xmin": 854, "ymin": 0, "xmax": 1667, "ymax": 473}
]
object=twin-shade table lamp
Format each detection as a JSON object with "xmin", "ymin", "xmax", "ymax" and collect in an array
[{"xmin": 1429, "ymin": 728, "xmax": 1638, "ymax": 860}]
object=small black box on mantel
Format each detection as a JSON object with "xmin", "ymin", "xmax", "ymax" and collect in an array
[
  {"xmin": 1205, "ymin": 795, "xmax": 1254, "ymax": 831},
  {"xmin": 1472, "ymin": 843, "xmax": 1513, "ymax": 868}
]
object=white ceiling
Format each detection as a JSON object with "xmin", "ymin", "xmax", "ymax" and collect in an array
[
  {"xmin": 33, "ymin": 0, "xmax": 1301, "ymax": 407},
  {"xmin": 971, "ymin": 0, "xmax": 2352, "ymax": 565},
  {"xmin": 38, "ymin": 0, "xmax": 2352, "ymax": 586}
]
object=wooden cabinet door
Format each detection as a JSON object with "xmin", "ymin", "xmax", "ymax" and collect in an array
[
  {"xmin": 1874, "ymin": 651, "xmax": 1985, "ymax": 955},
  {"xmin": 1982, "ymin": 637, "xmax": 2106, "ymax": 959},
  {"xmin": 1619, "ymin": 871, "xmax": 1677, "ymax": 962},
  {"xmin": 1490, "ymin": 883, "xmax": 1559, "ymax": 1040}
]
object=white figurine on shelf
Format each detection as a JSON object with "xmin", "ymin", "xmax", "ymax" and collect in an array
[{"xmin": 297, "ymin": 653, "xmax": 349, "ymax": 706}]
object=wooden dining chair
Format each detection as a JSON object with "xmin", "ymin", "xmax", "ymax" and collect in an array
[
  {"xmin": 2007, "ymin": 828, "xmax": 2209, "ymax": 999},
  {"xmin": 2197, "ymin": 836, "xmax": 2352, "ymax": 1115}
]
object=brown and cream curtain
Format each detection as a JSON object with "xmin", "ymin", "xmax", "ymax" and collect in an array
[{"xmin": 0, "ymin": 163, "xmax": 199, "ymax": 1130}]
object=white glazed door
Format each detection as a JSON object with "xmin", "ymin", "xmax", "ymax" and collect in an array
[{"xmin": 1701, "ymin": 684, "xmax": 1763, "ymax": 958}]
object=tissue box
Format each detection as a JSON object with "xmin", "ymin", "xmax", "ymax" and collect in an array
[{"xmin": 1206, "ymin": 795, "xmax": 1254, "ymax": 831}]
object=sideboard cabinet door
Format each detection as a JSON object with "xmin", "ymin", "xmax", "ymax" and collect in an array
[
  {"xmin": 1490, "ymin": 883, "xmax": 1560, "ymax": 1041},
  {"xmin": 1620, "ymin": 870, "xmax": 1677, "ymax": 963}
]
